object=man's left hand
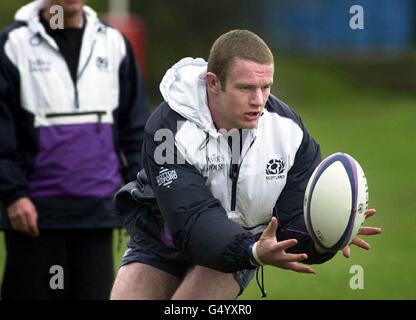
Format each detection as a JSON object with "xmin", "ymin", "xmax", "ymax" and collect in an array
[{"xmin": 342, "ymin": 208, "xmax": 382, "ymax": 258}]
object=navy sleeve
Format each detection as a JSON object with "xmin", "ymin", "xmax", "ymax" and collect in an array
[
  {"xmin": 275, "ymin": 120, "xmax": 336, "ymax": 264},
  {"xmin": 114, "ymin": 35, "xmax": 151, "ymax": 181},
  {"xmin": 142, "ymin": 109, "xmax": 256, "ymax": 273},
  {"xmin": 0, "ymin": 28, "xmax": 29, "ymax": 208}
]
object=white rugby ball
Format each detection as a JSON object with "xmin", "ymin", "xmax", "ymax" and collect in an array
[{"xmin": 304, "ymin": 152, "xmax": 369, "ymax": 252}]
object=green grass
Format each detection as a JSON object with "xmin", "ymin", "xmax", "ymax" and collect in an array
[{"xmin": 1, "ymin": 54, "xmax": 415, "ymax": 300}]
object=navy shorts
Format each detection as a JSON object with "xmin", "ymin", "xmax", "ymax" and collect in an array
[{"xmin": 120, "ymin": 238, "xmax": 256, "ymax": 295}]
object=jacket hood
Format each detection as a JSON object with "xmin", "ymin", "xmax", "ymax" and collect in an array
[
  {"xmin": 15, "ymin": 0, "xmax": 45, "ymax": 22},
  {"xmin": 160, "ymin": 57, "xmax": 217, "ymax": 133}
]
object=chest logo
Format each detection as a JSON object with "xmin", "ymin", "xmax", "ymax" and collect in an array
[
  {"xmin": 204, "ymin": 154, "xmax": 225, "ymax": 172},
  {"xmin": 29, "ymin": 59, "xmax": 51, "ymax": 72},
  {"xmin": 265, "ymin": 158, "xmax": 286, "ymax": 180},
  {"xmin": 96, "ymin": 57, "xmax": 108, "ymax": 70}
]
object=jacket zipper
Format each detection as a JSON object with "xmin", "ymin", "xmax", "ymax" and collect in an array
[
  {"xmin": 228, "ymin": 132, "xmax": 257, "ymax": 211},
  {"xmin": 45, "ymin": 111, "xmax": 106, "ymax": 133},
  {"xmin": 74, "ymin": 88, "xmax": 80, "ymax": 109},
  {"xmin": 34, "ymin": 27, "xmax": 97, "ymax": 110},
  {"xmin": 40, "ymin": 30, "xmax": 102, "ymax": 130},
  {"xmin": 74, "ymin": 38, "xmax": 97, "ymax": 109},
  {"xmin": 230, "ymin": 163, "xmax": 240, "ymax": 211}
]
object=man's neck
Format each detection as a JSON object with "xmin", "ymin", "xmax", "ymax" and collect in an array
[{"xmin": 42, "ymin": 6, "xmax": 84, "ymax": 29}]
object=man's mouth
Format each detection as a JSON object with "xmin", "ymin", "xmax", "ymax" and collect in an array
[{"xmin": 244, "ymin": 112, "xmax": 260, "ymax": 121}]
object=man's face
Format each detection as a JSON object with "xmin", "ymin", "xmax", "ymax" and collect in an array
[
  {"xmin": 49, "ymin": 0, "xmax": 86, "ymax": 16},
  {"xmin": 215, "ymin": 58, "xmax": 274, "ymax": 131}
]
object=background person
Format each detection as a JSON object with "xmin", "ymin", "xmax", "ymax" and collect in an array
[{"xmin": 0, "ymin": 0, "xmax": 150, "ymax": 299}]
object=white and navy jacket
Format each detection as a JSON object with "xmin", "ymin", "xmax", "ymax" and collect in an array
[
  {"xmin": 140, "ymin": 58, "xmax": 334, "ymax": 272},
  {"xmin": 0, "ymin": 1, "xmax": 150, "ymax": 228}
]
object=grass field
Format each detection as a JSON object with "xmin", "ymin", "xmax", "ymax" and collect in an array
[{"xmin": 1, "ymin": 54, "xmax": 415, "ymax": 300}]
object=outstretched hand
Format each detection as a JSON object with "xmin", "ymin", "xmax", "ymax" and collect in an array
[
  {"xmin": 313, "ymin": 208, "xmax": 382, "ymax": 257},
  {"xmin": 342, "ymin": 208, "xmax": 382, "ymax": 258},
  {"xmin": 256, "ymin": 217, "xmax": 316, "ymax": 274}
]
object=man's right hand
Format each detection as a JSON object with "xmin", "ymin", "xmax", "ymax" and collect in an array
[
  {"xmin": 7, "ymin": 197, "xmax": 39, "ymax": 237},
  {"xmin": 255, "ymin": 217, "xmax": 316, "ymax": 274}
]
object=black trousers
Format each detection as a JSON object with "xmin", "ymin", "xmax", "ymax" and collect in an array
[{"xmin": 1, "ymin": 229, "xmax": 114, "ymax": 300}]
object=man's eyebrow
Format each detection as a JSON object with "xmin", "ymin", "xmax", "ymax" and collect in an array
[{"xmin": 235, "ymin": 82, "xmax": 273, "ymax": 88}]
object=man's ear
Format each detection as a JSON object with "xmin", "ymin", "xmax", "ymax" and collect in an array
[{"xmin": 206, "ymin": 72, "xmax": 221, "ymax": 94}]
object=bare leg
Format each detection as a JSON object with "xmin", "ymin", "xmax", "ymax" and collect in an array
[
  {"xmin": 171, "ymin": 265, "xmax": 240, "ymax": 300},
  {"xmin": 110, "ymin": 262, "xmax": 181, "ymax": 300}
]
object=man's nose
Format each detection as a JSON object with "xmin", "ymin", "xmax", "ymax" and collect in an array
[{"xmin": 250, "ymin": 88, "xmax": 264, "ymax": 107}]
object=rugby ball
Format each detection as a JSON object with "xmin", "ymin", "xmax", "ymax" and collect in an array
[{"xmin": 304, "ymin": 153, "xmax": 368, "ymax": 252}]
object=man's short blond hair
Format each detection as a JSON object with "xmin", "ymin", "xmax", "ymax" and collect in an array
[{"xmin": 207, "ymin": 29, "xmax": 274, "ymax": 90}]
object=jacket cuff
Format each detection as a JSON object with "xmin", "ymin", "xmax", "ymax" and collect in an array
[
  {"xmin": 248, "ymin": 242, "xmax": 264, "ymax": 266},
  {"xmin": 1, "ymin": 189, "xmax": 29, "ymax": 208}
]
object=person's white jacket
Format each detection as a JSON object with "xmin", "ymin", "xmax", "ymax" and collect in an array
[
  {"xmin": 140, "ymin": 57, "xmax": 335, "ymax": 272},
  {"xmin": 0, "ymin": 0, "xmax": 150, "ymax": 229}
]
